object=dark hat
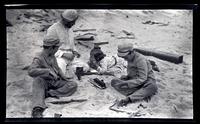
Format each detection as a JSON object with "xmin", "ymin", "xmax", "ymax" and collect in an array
[
  {"xmin": 43, "ymin": 35, "xmax": 62, "ymax": 47},
  {"xmin": 117, "ymin": 43, "xmax": 133, "ymax": 57},
  {"xmin": 94, "ymin": 51, "xmax": 106, "ymax": 61}
]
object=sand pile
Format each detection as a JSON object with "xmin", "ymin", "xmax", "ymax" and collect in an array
[{"xmin": 6, "ymin": 9, "xmax": 192, "ymax": 118}]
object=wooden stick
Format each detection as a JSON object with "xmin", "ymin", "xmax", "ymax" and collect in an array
[
  {"xmin": 109, "ymin": 101, "xmax": 146, "ymax": 117},
  {"xmin": 73, "ymin": 29, "xmax": 96, "ymax": 32},
  {"xmin": 48, "ymin": 99, "xmax": 87, "ymax": 104},
  {"xmin": 78, "ymin": 33, "xmax": 97, "ymax": 36},
  {"xmin": 122, "ymin": 30, "xmax": 132, "ymax": 35},
  {"xmin": 77, "ymin": 41, "xmax": 92, "ymax": 48},
  {"xmin": 117, "ymin": 37, "xmax": 135, "ymax": 39},
  {"xmin": 83, "ymin": 71, "xmax": 115, "ymax": 76},
  {"xmin": 94, "ymin": 42, "xmax": 109, "ymax": 46},
  {"xmin": 74, "ymin": 35, "xmax": 94, "ymax": 41},
  {"xmin": 109, "ymin": 101, "xmax": 131, "ymax": 114}
]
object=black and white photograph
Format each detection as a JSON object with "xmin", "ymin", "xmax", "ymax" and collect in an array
[{"xmin": 6, "ymin": 9, "xmax": 193, "ymax": 119}]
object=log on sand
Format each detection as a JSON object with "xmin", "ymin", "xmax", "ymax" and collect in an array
[{"xmin": 134, "ymin": 48, "xmax": 183, "ymax": 64}]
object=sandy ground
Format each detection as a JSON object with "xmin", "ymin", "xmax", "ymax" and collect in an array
[{"xmin": 6, "ymin": 9, "xmax": 193, "ymax": 118}]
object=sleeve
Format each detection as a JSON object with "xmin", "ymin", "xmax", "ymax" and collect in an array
[
  {"xmin": 46, "ymin": 25, "xmax": 57, "ymax": 38},
  {"xmin": 28, "ymin": 58, "xmax": 50, "ymax": 78},
  {"xmin": 58, "ymin": 67, "xmax": 67, "ymax": 80},
  {"xmin": 125, "ymin": 59, "xmax": 148, "ymax": 88},
  {"xmin": 56, "ymin": 57, "xmax": 67, "ymax": 74},
  {"xmin": 98, "ymin": 59, "xmax": 108, "ymax": 73},
  {"xmin": 52, "ymin": 56, "xmax": 66, "ymax": 79}
]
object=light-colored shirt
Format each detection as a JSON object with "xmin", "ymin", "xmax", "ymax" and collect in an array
[
  {"xmin": 46, "ymin": 21, "xmax": 76, "ymax": 51},
  {"xmin": 98, "ymin": 56, "xmax": 116, "ymax": 73},
  {"xmin": 97, "ymin": 56, "xmax": 127, "ymax": 74},
  {"xmin": 55, "ymin": 50, "xmax": 74, "ymax": 78}
]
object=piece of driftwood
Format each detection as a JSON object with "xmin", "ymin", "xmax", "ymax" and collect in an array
[
  {"xmin": 103, "ymin": 29, "xmax": 114, "ymax": 34},
  {"xmin": 94, "ymin": 41, "xmax": 109, "ymax": 46},
  {"xmin": 74, "ymin": 35, "xmax": 94, "ymax": 41},
  {"xmin": 76, "ymin": 70, "xmax": 98, "ymax": 80},
  {"xmin": 109, "ymin": 101, "xmax": 131, "ymax": 114},
  {"xmin": 48, "ymin": 99, "xmax": 87, "ymax": 104},
  {"xmin": 81, "ymin": 71, "xmax": 114, "ymax": 76},
  {"xmin": 73, "ymin": 29, "xmax": 96, "ymax": 32},
  {"xmin": 109, "ymin": 100, "xmax": 146, "ymax": 117},
  {"xmin": 80, "ymin": 33, "xmax": 97, "ymax": 36},
  {"xmin": 122, "ymin": 30, "xmax": 133, "ymax": 35},
  {"xmin": 24, "ymin": 12, "xmax": 44, "ymax": 19},
  {"xmin": 134, "ymin": 48, "xmax": 183, "ymax": 64},
  {"xmin": 117, "ymin": 37, "xmax": 135, "ymax": 39},
  {"xmin": 77, "ymin": 41, "xmax": 93, "ymax": 48},
  {"xmin": 77, "ymin": 41, "xmax": 108, "ymax": 49},
  {"xmin": 76, "ymin": 69, "xmax": 114, "ymax": 80},
  {"xmin": 117, "ymin": 30, "xmax": 135, "ymax": 39},
  {"xmin": 142, "ymin": 20, "xmax": 169, "ymax": 26},
  {"xmin": 129, "ymin": 111, "xmax": 146, "ymax": 117}
]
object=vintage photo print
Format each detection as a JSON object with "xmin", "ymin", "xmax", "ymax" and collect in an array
[{"xmin": 6, "ymin": 8, "xmax": 193, "ymax": 119}]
